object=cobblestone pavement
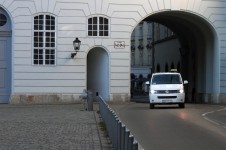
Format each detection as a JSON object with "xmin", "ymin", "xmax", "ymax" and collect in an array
[{"xmin": 0, "ymin": 104, "xmax": 112, "ymax": 150}]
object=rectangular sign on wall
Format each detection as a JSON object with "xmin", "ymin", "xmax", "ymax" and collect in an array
[{"xmin": 114, "ymin": 41, "xmax": 125, "ymax": 49}]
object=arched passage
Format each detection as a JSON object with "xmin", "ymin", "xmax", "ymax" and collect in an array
[
  {"xmin": 132, "ymin": 11, "xmax": 220, "ymax": 103},
  {"xmin": 0, "ymin": 8, "xmax": 12, "ymax": 103},
  {"xmin": 87, "ymin": 47, "xmax": 110, "ymax": 101}
]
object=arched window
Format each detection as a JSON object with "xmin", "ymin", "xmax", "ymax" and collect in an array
[
  {"xmin": 0, "ymin": 14, "xmax": 7, "ymax": 26},
  {"xmin": 33, "ymin": 14, "xmax": 56, "ymax": 65},
  {"xmin": 88, "ymin": 16, "xmax": 109, "ymax": 36}
]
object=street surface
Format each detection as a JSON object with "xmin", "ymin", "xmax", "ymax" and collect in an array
[
  {"xmin": 0, "ymin": 104, "xmax": 111, "ymax": 150},
  {"xmin": 110, "ymin": 103, "xmax": 226, "ymax": 150}
]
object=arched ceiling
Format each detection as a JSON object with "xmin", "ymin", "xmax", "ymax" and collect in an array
[{"xmin": 143, "ymin": 11, "xmax": 215, "ymax": 50}]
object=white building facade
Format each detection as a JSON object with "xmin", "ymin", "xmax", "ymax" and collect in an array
[{"xmin": 0, "ymin": 0, "xmax": 226, "ymax": 104}]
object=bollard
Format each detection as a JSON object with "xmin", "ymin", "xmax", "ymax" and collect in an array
[
  {"xmin": 120, "ymin": 124, "xmax": 126, "ymax": 150},
  {"xmin": 132, "ymin": 140, "xmax": 138, "ymax": 150},
  {"xmin": 113, "ymin": 114, "xmax": 118, "ymax": 149},
  {"xmin": 108, "ymin": 109, "xmax": 114, "ymax": 142},
  {"xmin": 87, "ymin": 91, "xmax": 93, "ymax": 111},
  {"xmin": 125, "ymin": 129, "xmax": 130, "ymax": 150},
  {"xmin": 114, "ymin": 118, "xmax": 120, "ymax": 150},
  {"xmin": 82, "ymin": 89, "xmax": 88, "ymax": 110},
  {"xmin": 117, "ymin": 121, "xmax": 122, "ymax": 150},
  {"xmin": 128, "ymin": 134, "xmax": 134, "ymax": 150}
]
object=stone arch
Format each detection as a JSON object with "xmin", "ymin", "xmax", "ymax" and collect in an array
[
  {"xmin": 87, "ymin": 47, "xmax": 110, "ymax": 101},
  {"xmin": 132, "ymin": 9, "xmax": 220, "ymax": 103}
]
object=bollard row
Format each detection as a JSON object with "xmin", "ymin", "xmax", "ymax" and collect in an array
[{"xmin": 98, "ymin": 96, "xmax": 143, "ymax": 150}]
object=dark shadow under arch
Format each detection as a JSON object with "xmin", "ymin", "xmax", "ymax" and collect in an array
[{"xmin": 140, "ymin": 11, "xmax": 220, "ymax": 103}]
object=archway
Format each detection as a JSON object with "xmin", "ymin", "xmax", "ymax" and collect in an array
[
  {"xmin": 131, "ymin": 11, "xmax": 219, "ymax": 103},
  {"xmin": 87, "ymin": 47, "xmax": 110, "ymax": 101},
  {"xmin": 0, "ymin": 8, "xmax": 12, "ymax": 103}
]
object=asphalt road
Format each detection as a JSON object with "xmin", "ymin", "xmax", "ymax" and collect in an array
[{"xmin": 110, "ymin": 103, "xmax": 226, "ymax": 150}]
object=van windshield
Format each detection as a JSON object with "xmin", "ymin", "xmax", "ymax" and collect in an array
[{"xmin": 151, "ymin": 74, "xmax": 182, "ymax": 84}]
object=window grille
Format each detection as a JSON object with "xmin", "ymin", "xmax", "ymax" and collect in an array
[
  {"xmin": 33, "ymin": 14, "xmax": 56, "ymax": 65},
  {"xmin": 88, "ymin": 16, "xmax": 109, "ymax": 36}
]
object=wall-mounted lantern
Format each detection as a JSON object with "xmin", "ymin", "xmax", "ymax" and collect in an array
[{"xmin": 71, "ymin": 37, "xmax": 81, "ymax": 58}]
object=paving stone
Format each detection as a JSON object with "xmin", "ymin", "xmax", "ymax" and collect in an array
[{"xmin": 0, "ymin": 104, "xmax": 112, "ymax": 150}]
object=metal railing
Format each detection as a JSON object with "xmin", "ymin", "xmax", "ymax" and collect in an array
[{"xmin": 98, "ymin": 96, "xmax": 144, "ymax": 150}]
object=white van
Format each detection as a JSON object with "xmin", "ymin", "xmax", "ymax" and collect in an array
[{"xmin": 149, "ymin": 72, "xmax": 188, "ymax": 109}]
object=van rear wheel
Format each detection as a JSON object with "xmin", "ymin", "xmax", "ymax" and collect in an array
[{"xmin": 150, "ymin": 104, "xmax": 154, "ymax": 109}]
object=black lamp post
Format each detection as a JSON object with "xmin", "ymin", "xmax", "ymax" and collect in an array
[{"xmin": 71, "ymin": 37, "xmax": 81, "ymax": 58}]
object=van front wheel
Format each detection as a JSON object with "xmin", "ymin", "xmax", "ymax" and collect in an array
[
  {"xmin": 150, "ymin": 104, "xmax": 155, "ymax": 109},
  {"xmin": 179, "ymin": 103, "xmax": 185, "ymax": 108}
]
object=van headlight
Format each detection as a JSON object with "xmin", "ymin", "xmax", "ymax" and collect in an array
[
  {"xmin": 179, "ymin": 89, "xmax": 184, "ymax": 93},
  {"xmin": 150, "ymin": 90, "xmax": 157, "ymax": 94}
]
